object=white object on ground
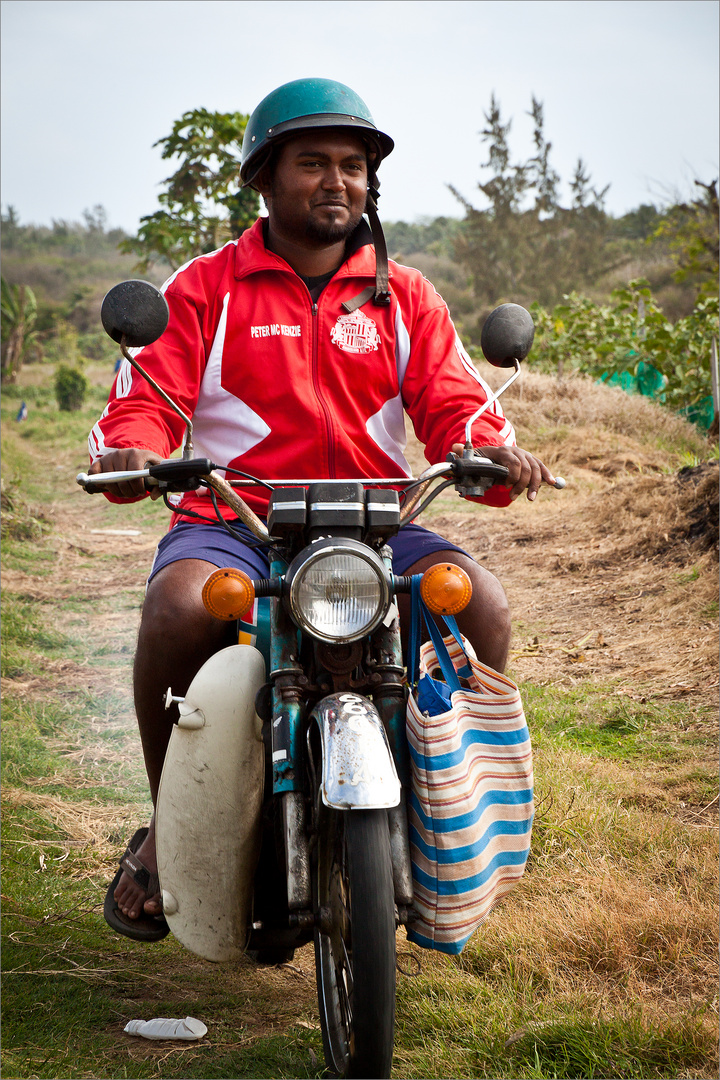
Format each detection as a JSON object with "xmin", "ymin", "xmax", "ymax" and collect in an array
[
  {"xmin": 123, "ymin": 1016, "xmax": 208, "ymax": 1041},
  {"xmin": 90, "ymin": 528, "xmax": 142, "ymax": 536}
]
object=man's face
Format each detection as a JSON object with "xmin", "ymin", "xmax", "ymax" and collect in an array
[{"xmin": 261, "ymin": 130, "xmax": 369, "ymax": 248}]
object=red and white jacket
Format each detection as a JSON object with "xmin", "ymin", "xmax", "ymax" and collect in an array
[{"xmin": 89, "ymin": 218, "xmax": 516, "ymax": 520}]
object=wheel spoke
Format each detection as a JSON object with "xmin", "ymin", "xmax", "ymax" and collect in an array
[
  {"xmin": 341, "ymin": 937, "xmax": 354, "ymax": 992},
  {"xmin": 337, "ymin": 959, "xmax": 353, "ymax": 1029}
]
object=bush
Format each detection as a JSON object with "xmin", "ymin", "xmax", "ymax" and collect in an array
[
  {"xmin": 530, "ymin": 282, "xmax": 719, "ymax": 421},
  {"xmin": 54, "ymin": 364, "xmax": 88, "ymax": 411}
]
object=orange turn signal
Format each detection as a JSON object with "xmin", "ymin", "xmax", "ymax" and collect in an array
[
  {"xmin": 420, "ymin": 563, "xmax": 473, "ymax": 615},
  {"xmin": 201, "ymin": 567, "xmax": 255, "ymax": 621}
]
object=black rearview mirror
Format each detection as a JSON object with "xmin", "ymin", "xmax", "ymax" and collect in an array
[
  {"xmin": 100, "ymin": 279, "xmax": 194, "ymax": 459},
  {"xmin": 101, "ymin": 280, "xmax": 169, "ymax": 348},
  {"xmin": 480, "ymin": 303, "xmax": 534, "ymax": 368}
]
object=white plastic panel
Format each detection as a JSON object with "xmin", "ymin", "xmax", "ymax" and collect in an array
[{"xmin": 156, "ymin": 645, "xmax": 265, "ymax": 961}]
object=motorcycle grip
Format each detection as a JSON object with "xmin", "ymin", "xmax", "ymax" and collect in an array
[
  {"xmin": 76, "ymin": 470, "xmax": 155, "ymax": 494},
  {"xmin": 76, "ymin": 458, "xmax": 214, "ymax": 494}
]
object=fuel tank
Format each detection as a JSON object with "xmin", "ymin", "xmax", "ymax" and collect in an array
[{"xmin": 155, "ymin": 644, "xmax": 265, "ymax": 961}]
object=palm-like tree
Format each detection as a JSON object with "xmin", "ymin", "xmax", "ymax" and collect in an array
[{"xmin": 1, "ymin": 277, "xmax": 41, "ymax": 382}]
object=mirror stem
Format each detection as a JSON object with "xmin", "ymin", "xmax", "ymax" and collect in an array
[
  {"xmin": 463, "ymin": 358, "xmax": 521, "ymax": 449},
  {"xmin": 120, "ymin": 337, "xmax": 195, "ymax": 460}
]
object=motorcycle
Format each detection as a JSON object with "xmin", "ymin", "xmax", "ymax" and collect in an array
[{"xmin": 78, "ymin": 282, "xmax": 563, "ymax": 1079}]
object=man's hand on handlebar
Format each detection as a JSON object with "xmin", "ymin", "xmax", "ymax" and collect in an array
[
  {"xmin": 451, "ymin": 443, "xmax": 556, "ymax": 502},
  {"xmin": 87, "ymin": 449, "xmax": 165, "ymax": 500}
]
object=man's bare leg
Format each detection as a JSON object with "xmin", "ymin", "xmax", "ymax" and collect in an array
[{"xmin": 113, "ymin": 558, "xmax": 230, "ymax": 921}]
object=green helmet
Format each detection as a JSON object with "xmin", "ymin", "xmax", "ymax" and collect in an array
[{"xmin": 240, "ymin": 77, "xmax": 394, "ymax": 189}]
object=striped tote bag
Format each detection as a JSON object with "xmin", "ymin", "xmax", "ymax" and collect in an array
[{"xmin": 406, "ymin": 585, "xmax": 534, "ymax": 954}]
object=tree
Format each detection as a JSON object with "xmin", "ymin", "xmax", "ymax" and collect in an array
[
  {"xmin": 450, "ymin": 95, "xmax": 622, "ymax": 320},
  {"xmin": 449, "ymin": 94, "xmax": 531, "ymax": 304},
  {"xmin": 1, "ymin": 277, "xmax": 41, "ymax": 382},
  {"xmin": 654, "ymin": 179, "xmax": 719, "ymax": 299},
  {"xmin": 383, "ymin": 216, "xmax": 462, "ymax": 259},
  {"xmin": 612, "ymin": 203, "xmax": 663, "ymax": 240},
  {"xmin": 121, "ymin": 108, "xmax": 260, "ymax": 272},
  {"xmin": 1, "ymin": 205, "xmax": 21, "ymax": 249},
  {"xmin": 527, "ymin": 97, "xmax": 560, "ymax": 216}
]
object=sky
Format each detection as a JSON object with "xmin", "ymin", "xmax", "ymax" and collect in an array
[{"xmin": 1, "ymin": 0, "xmax": 718, "ymax": 232}]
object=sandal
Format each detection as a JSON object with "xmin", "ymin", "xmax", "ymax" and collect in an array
[{"xmin": 104, "ymin": 827, "xmax": 170, "ymax": 942}]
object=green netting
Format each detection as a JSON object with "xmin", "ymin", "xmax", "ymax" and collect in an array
[
  {"xmin": 679, "ymin": 395, "xmax": 715, "ymax": 430},
  {"xmin": 599, "ymin": 361, "xmax": 714, "ymax": 431},
  {"xmin": 600, "ymin": 360, "xmax": 665, "ymax": 400}
]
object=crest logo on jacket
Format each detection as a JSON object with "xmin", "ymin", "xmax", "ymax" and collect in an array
[{"xmin": 330, "ymin": 310, "xmax": 381, "ymax": 354}]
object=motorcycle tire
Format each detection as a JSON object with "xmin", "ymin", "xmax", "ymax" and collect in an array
[{"xmin": 313, "ymin": 806, "xmax": 396, "ymax": 1079}]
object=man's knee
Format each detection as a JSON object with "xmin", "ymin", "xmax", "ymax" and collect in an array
[{"xmin": 138, "ymin": 559, "xmax": 227, "ymax": 654}]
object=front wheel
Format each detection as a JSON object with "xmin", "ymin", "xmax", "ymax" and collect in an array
[{"xmin": 314, "ymin": 806, "xmax": 396, "ymax": 1079}]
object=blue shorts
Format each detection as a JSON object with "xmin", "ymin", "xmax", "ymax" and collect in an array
[{"xmin": 148, "ymin": 519, "xmax": 472, "ymax": 583}]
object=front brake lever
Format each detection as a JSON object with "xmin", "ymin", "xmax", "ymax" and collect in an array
[{"xmin": 448, "ymin": 449, "xmax": 511, "ymax": 497}]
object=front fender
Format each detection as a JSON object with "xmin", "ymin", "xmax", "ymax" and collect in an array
[{"xmin": 312, "ymin": 693, "xmax": 401, "ymax": 810}]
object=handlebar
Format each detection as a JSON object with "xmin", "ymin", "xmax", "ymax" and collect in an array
[{"xmin": 77, "ymin": 454, "xmax": 565, "ymax": 543}]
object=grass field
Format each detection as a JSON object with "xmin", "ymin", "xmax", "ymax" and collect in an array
[{"xmin": 1, "ymin": 363, "xmax": 718, "ymax": 1079}]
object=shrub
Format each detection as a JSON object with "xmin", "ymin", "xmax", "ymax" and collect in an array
[
  {"xmin": 54, "ymin": 364, "xmax": 88, "ymax": 411},
  {"xmin": 530, "ymin": 282, "xmax": 719, "ymax": 420}
]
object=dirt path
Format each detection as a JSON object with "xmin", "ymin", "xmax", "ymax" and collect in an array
[{"xmin": 3, "ymin": 488, "xmax": 325, "ymax": 1052}]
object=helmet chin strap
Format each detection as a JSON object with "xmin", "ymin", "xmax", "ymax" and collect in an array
[{"xmin": 342, "ymin": 183, "xmax": 391, "ymax": 313}]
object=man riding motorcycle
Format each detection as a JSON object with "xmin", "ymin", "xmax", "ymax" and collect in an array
[{"xmin": 87, "ymin": 77, "xmax": 555, "ymax": 939}]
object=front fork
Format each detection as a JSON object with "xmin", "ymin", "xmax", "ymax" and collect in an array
[
  {"xmin": 372, "ymin": 546, "xmax": 414, "ymax": 911},
  {"xmin": 268, "ymin": 556, "xmax": 312, "ymax": 911},
  {"xmin": 267, "ymin": 552, "xmax": 414, "ymax": 919}
]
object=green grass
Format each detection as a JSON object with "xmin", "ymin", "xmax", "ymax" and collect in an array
[
  {"xmin": 395, "ymin": 989, "xmax": 713, "ymax": 1079},
  {"xmin": 1, "ymin": 689, "xmax": 144, "ymax": 800},
  {"xmin": 2, "ymin": 700, "xmax": 66, "ymax": 785},
  {"xmin": 2, "ymin": 596, "xmax": 67, "ymax": 651},
  {"xmin": 522, "ymin": 683, "xmax": 709, "ymax": 765},
  {"xmin": 2, "ymin": 969, "xmax": 325, "ymax": 1080},
  {"xmin": 3, "ymin": 607, "xmax": 716, "ymax": 1078},
  {"xmin": 1, "ymin": 598, "xmax": 69, "ymax": 679},
  {"xmin": 500, "ymin": 1014, "xmax": 712, "ymax": 1079}
]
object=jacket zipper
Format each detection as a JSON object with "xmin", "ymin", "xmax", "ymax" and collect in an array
[{"xmin": 311, "ymin": 302, "xmax": 336, "ymax": 477}]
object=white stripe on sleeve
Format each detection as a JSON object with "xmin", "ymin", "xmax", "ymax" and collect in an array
[{"xmin": 394, "ymin": 301, "xmax": 411, "ymax": 388}]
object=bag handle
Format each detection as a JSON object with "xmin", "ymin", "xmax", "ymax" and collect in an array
[
  {"xmin": 408, "ymin": 574, "xmax": 423, "ymax": 691},
  {"xmin": 409, "ymin": 576, "xmax": 464, "ymax": 694},
  {"xmin": 435, "ymin": 612, "xmax": 473, "ymax": 681}
]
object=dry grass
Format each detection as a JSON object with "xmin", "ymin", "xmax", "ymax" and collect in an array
[
  {"xmin": 3, "ymin": 788, "xmax": 143, "ymax": 849},
  {"xmin": 473, "ymin": 874, "xmax": 718, "ymax": 1013},
  {"xmin": 429, "ymin": 440, "xmax": 718, "ymax": 708},
  {"xmin": 588, "ymin": 463, "xmax": 719, "ymax": 558},
  {"xmin": 488, "ymin": 369, "xmax": 712, "ymax": 458}
]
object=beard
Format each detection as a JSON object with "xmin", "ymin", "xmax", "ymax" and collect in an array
[{"xmin": 303, "ymin": 207, "xmax": 364, "ymax": 246}]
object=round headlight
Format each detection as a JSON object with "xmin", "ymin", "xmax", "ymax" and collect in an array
[{"xmin": 286, "ymin": 539, "xmax": 391, "ymax": 643}]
